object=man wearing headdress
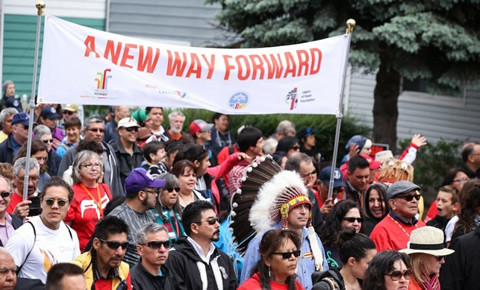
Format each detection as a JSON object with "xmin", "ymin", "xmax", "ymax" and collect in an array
[{"xmin": 239, "ymin": 170, "xmax": 328, "ymax": 290}]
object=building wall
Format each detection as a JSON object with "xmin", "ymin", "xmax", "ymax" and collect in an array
[
  {"xmin": 347, "ymin": 71, "xmax": 480, "ymax": 145},
  {"xmin": 1, "ymin": 0, "xmax": 106, "ymax": 97}
]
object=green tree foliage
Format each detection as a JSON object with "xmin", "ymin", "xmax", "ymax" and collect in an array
[{"xmin": 206, "ymin": 0, "xmax": 480, "ymax": 151}]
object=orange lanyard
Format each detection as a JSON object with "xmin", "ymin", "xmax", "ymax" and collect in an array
[{"xmin": 80, "ymin": 184, "xmax": 104, "ymax": 218}]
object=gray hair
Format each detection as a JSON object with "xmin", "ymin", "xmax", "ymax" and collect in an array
[
  {"xmin": 33, "ymin": 124, "xmax": 51, "ymax": 139},
  {"xmin": 155, "ymin": 172, "xmax": 181, "ymax": 214},
  {"xmin": 168, "ymin": 110, "xmax": 185, "ymax": 122},
  {"xmin": 276, "ymin": 120, "xmax": 296, "ymax": 135},
  {"xmin": 2, "ymin": 80, "xmax": 14, "ymax": 94},
  {"xmin": 285, "ymin": 152, "xmax": 312, "ymax": 172},
  {"xmin": 84, "ymin": 115, "xmax": 104, "ymax": 130},
  {"xmin": 13, "ymin": 157, "xmax": 40, "ymax": 176},
  {"xmin": 0, "ymin": 175, "xmax": 12, "ymax": 193},
  {"xmin": 0, "ymin": 108, "xmax": 18, "ymax": 125},
  {"xmin": 263, "ymin": 137, "xmax": 278, "ymax": 155},
  {"xmin": 135, "ymin": 222, "xmax": 168, "ymax": 245},
  {"xmin": 71, "ymin": 150, "xmax": 103, "ymax": 184}
]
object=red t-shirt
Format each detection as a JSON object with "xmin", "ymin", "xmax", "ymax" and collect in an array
[
  {"xmin": 64, "ymin": 183, "xmax": 111, "ymax": 251},
  {"xmin": 6, "ymin": 191, "xmax": 23, "ymax": 214},
  {"xmin": 238, "ymin": 273, "xmax": 304, "ymax": 290}
]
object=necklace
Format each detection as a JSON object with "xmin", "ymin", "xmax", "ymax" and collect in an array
[
  {"xmin": 388, "ymin": 214, "xmax": 417, "ymax": 237},
  {"xmin": 179, "ymin": 192, "xmax": 194, "ymax": 207},
  {"xmin": 343, "ymin": 279, "xmax": 359, "ymax": 290}
]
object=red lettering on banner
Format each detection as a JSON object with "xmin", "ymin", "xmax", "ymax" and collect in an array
[
  {"xmin": 104, "ymin": 40, "xmax": 122, "ymax": 64},
  {"xmin": 283, "ymin": 52, "xmax": 297, "ymax": 78},
  {"xmin": 262, "ymin": 54, "xmax": 284, "ymax": 79},
  {"xmin": 202, "ymin": 54, "xmax": 215, "ymax": 79},
  {"xmin": 119, "ymin": 43, "xmax": 137, "ymax": 69},
  {"xmin": 166, "ymin": 51, "xmax": 188, "ymax": 76},
  {"xmin": 296, "ymin": 49, "xmax": 309, "ymax": 76},
  {"xmin": 84, "ymin": 36, "xmax": 100, "ymax": 58},
  {"xmin": 235, "ymin": 55, "xmax": 251, "ymax": 81},
  {"xmin": 138, "ymin": 47, "xmax": 160, "ymax": 73},
  {"xmin": 223, "ymin": 55, "xmax": 235, "ymax": 80},
  {"xmin": 186, "ymin": 53, "xmax": 202, "ymax": 78},
  {"xmin": 310, "ymin": 48, "xmax": 322, "ymax": 75},
  {"xmin": 249, "ymin": 54, "xmax": 264, "ymax": 80}
]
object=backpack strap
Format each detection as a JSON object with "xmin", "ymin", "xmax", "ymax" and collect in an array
[{"xmin": 17, "ymin": 221, "xmax": 36, "ymax": 275}]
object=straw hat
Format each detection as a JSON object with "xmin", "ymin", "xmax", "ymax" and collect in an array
[{"xmin": 400, "ymin": 226, "xmax": 454, "ymax": 256}]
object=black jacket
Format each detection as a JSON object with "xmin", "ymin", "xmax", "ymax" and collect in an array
[
  {"xmin": 165, "ymin": 236, "xmax": 237, "ymax": 290},
  {"xmin": 130, "ymin": 261, "xmax": 173, "ymax": 290},
  {"xmin": 110, "ymin": 141, "xmax": 144, "ymax": 187},
  {"xmin": 440, "ymin": 226, "xmax": 480, "ymax": 289},
  {"xmin": 0, "ymin": 135, "xmax": 14, "ymax": 163},
  {"xmin": 312, "ymin": 267, "xmax": 346, "ymax": 290}
]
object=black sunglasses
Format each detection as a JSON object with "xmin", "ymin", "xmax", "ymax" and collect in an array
[
  {"xmin": 272, "ymin": 250, "xmax": 301, "ymax": 259},
  {"xmin": 343, "ymin": 217, "xmax": 363, "ymax": 223},
  {"xmin": 396, "ymin": 194, "xmax": 421, "ymax": 202},
  {"xmin": 166, "ymin": 187, "xmax": 180, "ymax": 193},
  {"xmin": 139, "ymin": 240, "xmax": 171, "ymax": 249},
  {"xmin": 99, "ymin": 238, "xmax": 129, "ymax": 250},
  {"xmin": 45, "ymin": 198, "xmax": 67, "ymax": 207},
  {"xmin": 195, "ymin": 217, "xmax": 219, "ymax": 225},
  {"xmin": 436, "ymin": 256, "xmax": 445, "ymax": 261},
  {"xmin": 42, "ymin": 139, "xmax": 53, "ymax": 144},
  {"xmin": 0, "ymin": 191, "xmax": 11, "ymax": 199},
  {"xmin": 87, "ymin": 128, "xmax": 105, "ymax": 133},
  {"xmin": 386, "ymin": 269, "xmax": 413, "ymax": 281},
  {"xmin": 63, "ymin": 110, "xmax": 75, "ymax": 115},
  {"xmin": 125, "ymin": 127, "xmax": 139, "ymax": 132}
]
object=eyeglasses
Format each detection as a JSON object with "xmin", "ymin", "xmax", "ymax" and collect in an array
[
  {"xmin": 44, "ymin": 198, "xmax": 68, "ymax": 207},
  {"xmin": 195, "ymin": 217, "xmax": 219, "ymax": 225},
  {"xmin": 42, "ymin": 139, "xmax": 54, "ymax": 144},
  {"xmin": 99, "ymin": 238, "xmax": 129, "ymax": 250},
  {"xmin": 0, "ymin": 191, "xmax": 11, "ymax": 199},
  {"xmin": 385, "ymin": 269, "xmax": 413, "ymax": 281},
  {"xmin": 87, "ymin": 128, "xmax": 105, "ymax": 133},
  {"xmin": 453, "ymin": 178, "xmax": 468, "ymax": 184},
  {"xmin": 124, "ymin": 127, "xmax": 139, "ymax": 132},
  {"xmin": 17, "ymin": 176, "xmax": 39, "ymax": 182},
  {"xmin": 81, "ymin": 163, "xmax": 101, "ymax": 169},
  {"xmin": 166, "ymin": 187, "xmax": 180, "ymax": 193},
  {"xmin": 396, "ymin": 194, "xmax": 421, "ymax": 202},
  {"xmin": 63, "ymin": 110, "xmax": 75, "ymax": 115},
  {"xmin": 143, "ymin": 188, "xmax": 160, "ymax": 195},
  {"xmin": 139, "ymin": 240, "xmax": 171, "ymax": 249},
  {"xmin": 436, "ymin": 256, "xmax": 445, "ymax": 261},
  {"xmin": 333, "ymin": 187, "xmax": 344, "ymax": 193},
  {"xmin": 272, "ymin": 250, "xmax": 301, "ymax": 259},
  {"xmin": 22, "ymin": 125, "xmax": 29, "ymax": 130},
  {"xmin": 343, "ymin": 217, "xmax": 363, "ymax": 223},
  {"xmin": 291, "ymin": 145, "xmax": 300, "ymax": 151}
]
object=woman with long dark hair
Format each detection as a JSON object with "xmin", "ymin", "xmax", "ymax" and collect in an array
[
  {"xmin": 363, "ymin": 251, "xmax": 412, "ymax": 290},
  {"xmin": 451, "ymin": 179, "xmax": 480, "ymax": 242},
  {"xmin": 363, "ymin": 183, "xmax": 389, "ymax": 236},
  {"xmin": 238, "ymin": 229, "xmax": 304, "ymax": 290}
]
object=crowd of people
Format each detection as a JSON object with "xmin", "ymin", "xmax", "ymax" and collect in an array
[{"xmin": 0, "ymin": 80, "xmax": 479, "ymax": 290}]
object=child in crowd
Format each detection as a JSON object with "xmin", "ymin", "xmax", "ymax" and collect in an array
[
  {"xmin": 140, "ymin": 141, "xmax": 168, "ymax": 178},
  {"xmin": 426, "ymin": 185, "xmax": 458, "ymax": 232}
]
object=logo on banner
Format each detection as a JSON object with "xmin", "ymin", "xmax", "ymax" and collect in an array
[
  {"xmin": 159, "ymin": 90, "xmax": 187, "ymax": 98},
  {"xmin": 229, "ymin": 92, "xmax": 249, "ymax": 110},
  {"xmin": 285, "ymin": 88, "xmax": 298, "ymax": 110},
  {"xmin": 93, "ymin": 68, "xmax": 112, "ymax": 97}
]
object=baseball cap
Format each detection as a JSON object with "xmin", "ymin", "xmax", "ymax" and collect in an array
[
  {"xmin": 297, "ymin": 127, "xmax": 316, "ymax": 139},
  {"xmin": 125, "ymin": 169, "xmax": 165, "ymax": 195},
  {"xmin": 40, "ymin": 106, "xmax": 60, "ymax": 120},
  {"xmin": 360, "ymin": 154, "xmax": 382, "ymax": 170},
  {"xmin": 319, "ymin": 166, "xmax": 346, "ymax": 188},
  {"xmin": 189, "ymin": 119, "xmax": 213, "ymax": 136},
  {"xmin": 118, "ymin": 117, "xmax": 140, "ymax": 128},
  {"xmin": 63, "ymin": 104, "xmax": 78, "ymax": 112},
  {"xmin": 387, "ymin": 180, "xmax": 421, "ymax": 200},
  {"xmin": 11, "ymin": 112, "xmax": 29, "ymax": 126}
]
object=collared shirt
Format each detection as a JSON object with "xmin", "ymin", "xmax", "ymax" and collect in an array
[
  {"xmin": 0, "ymin": 214, "xmax": 14, "ymax": 246},
  {"xmin": 187, "ymin": 236, "xmax": 215, "ymax": 264},
  {"xmin": 389, "ymin": 210, "xmax": 419, "ymax": 226}
]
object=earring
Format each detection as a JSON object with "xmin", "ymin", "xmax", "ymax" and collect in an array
[{"xmin": 268, "ymin": 266, "xmax": 271, "ymax": 278}]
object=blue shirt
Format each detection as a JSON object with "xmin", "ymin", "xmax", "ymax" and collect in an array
[{"xmin": 240, "ymin": 222, "xmax": 329, "ymax": 290}]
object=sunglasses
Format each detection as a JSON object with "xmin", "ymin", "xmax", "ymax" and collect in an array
[
  {"xmin": 436, "ymin": 256, "xmax": 445, "ymax": 261},
  {"xmin": 87, "ymin": 128, "xmax": 105, "ymax": 133},
  {"xmin": 343, "ymin": 217, "xmax": 363, "ymax": 223},
  {"xmin": 0, "ymin": 191, "xmax": 11, "ymax": 199},
  {"xmin": 396, "ymin": 194, "xmax": 421, "ymax": 202},
  {"xmin": 125, "ymin": 127, "xmax": 139, "ymax": 132},
  {"xmin": 44, "ymin": 198, "xmax": 68, "ymax": 207},
  {"xmin": 166, "ymin": 187, "xmax": 180, "ymax": 193},
  {"xmin": 22, "ymin": 125, "xmax": 29, "ymax": 130},
  {"xmin": 139, "ymin": 240, "xmax": 171, "ymax": 249},
  {"xmin": 99, "ymin": 238, "xmax": 129, "ymax": 250},
  {"xmin": 195, "ymin": 217, "xmax": 219, "ymax": 225},
  {"xmin": 42, "ymin": 139, "xmax": 53, "ymax": 144},
  {"xmin": 291, "ymin": 145, "xmax": 300, "ymax": 151},
  {"xmin": 63, "ymin": 110, "xmax": 75, "ymax": 115},
  {"xmin": 143, "ymin": 188, "xmax": 160, "ymax": 195},
  {"xmin": 272, "ymin": 250, "xmax": 301, "ymax": 259},
  {"xmin": 386, "ymin": 269, "xmax": 413, "ymax": 281}
]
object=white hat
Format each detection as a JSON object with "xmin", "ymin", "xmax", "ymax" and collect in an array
[
  {"xmin": 118, "ymin": 117, "xmax": 139, "ymax": 128},
  {"xmin": 400, "ymin": 226, "xmax": 455, "ymax": 256}
]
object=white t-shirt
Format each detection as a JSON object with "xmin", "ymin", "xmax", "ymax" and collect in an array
[
  {"xmin": 6, "ymin": 215, "xmax": 80, "ymax": 283},
  {"xmin": 445, "ymin": 215, "xmax": 459, "ymax": 242}
]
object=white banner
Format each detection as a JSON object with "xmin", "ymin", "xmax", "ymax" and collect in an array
[{"xmin": 38, "ymin": 15, "xmax": 351, "ymax": 115}]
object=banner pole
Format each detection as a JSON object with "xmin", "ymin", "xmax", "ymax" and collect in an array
[
  {"xmin": 328, "ymin": 19, "xmax": 356, "ymax": 199},
  {"xmin": 23, "ymin": 1, "xmax": 45, "ymax": 202}
]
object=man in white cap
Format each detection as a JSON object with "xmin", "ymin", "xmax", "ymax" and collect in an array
[
  {"xmin": 370, "ymin": 180, "xmax": 426, "ymax": 251},
  {"xmin": 110, "ymin": 117, "xmax": 144, "ymax": 187}
]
